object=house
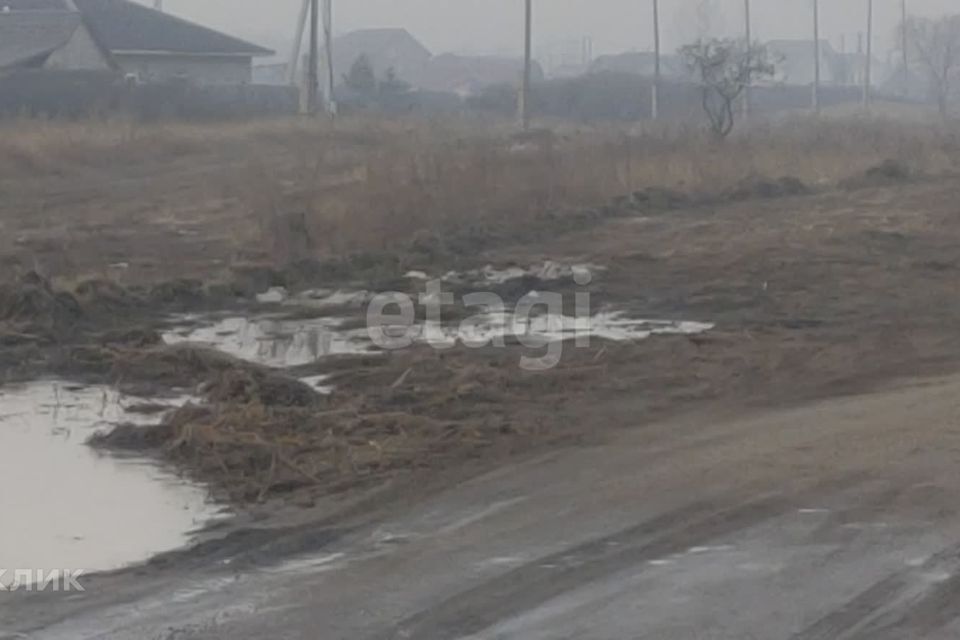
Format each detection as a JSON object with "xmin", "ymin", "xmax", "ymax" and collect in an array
[
  {"xmin": 589, "ymin": 51, "xmax": 687, "ymax": 80},
  {"xmin": 0, "ymin": 0, "xmax": 272, "ymax": 84},
  {"xmin": 0, "ymin": 8, "xmax": 114, "ymax": 71},
  {"xmin": 766, "ymin": 39, "xmax": 852, "ymax": 86},
  {"xmin": 413, "ymin": 54, "xmax": 544, "ymax": 97},
  {"xmin": 334, "ymin": 28, "xmax": 431, "ymax": 84}
]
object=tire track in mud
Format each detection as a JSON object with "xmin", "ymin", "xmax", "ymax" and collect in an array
[
  {"xmin": 792, "ymin": 540, "xmax": 960, "ymax": 640},
  {"xmin": 383, "ymin": 475, "xmax": 867, "ymax": 640}
]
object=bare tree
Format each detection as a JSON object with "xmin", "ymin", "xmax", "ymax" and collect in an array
[
  {"xmin": 904, "ymin": 15, "xmax": 960, "ymax": 118},
  {"xmin": 680, "ymin": 39, "xmax": 775, "ymax": 138}
]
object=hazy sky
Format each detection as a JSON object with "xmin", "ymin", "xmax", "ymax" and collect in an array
[{"xmin": 142, "ymin": 0, "xmax": 960, "ymax": 59}]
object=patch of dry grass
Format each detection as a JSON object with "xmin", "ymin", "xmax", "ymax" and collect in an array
[{"xmin": 3, "ymin": 114, "xmax": 960, "ymax": 269}]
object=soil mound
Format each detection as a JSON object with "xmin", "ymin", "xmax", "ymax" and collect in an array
[{"xmin": 726, "ymin": 176, "xmax": 808, "ymax": 200}]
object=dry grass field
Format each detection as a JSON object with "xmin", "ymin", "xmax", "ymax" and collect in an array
[{"xmin": 1, "ymin": 114, "xmax": 958, "ymax": 284}]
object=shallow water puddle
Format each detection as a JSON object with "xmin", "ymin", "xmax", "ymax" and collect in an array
[
  {"xmin": 165, "ymin": 311, "xmax": 712, "ymax": 369},
  {"xmin": 163, "ymin": 316, "xmax": 377, "ymax": 367},
  {"xmin": 445, "ymin": 311, "xmax": 713, "ymax": 346},
  {"xmin": 407, "ymin": 260, "xmax": 606, "ymax": 285},
  {"xmin": 0, "ymin": 381, "xmax": 219, "ymax": 585}
]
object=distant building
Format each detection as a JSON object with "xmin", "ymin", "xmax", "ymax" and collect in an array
[
  {"xmin": 333, "ymin": 28, "xmax": 432, "ymax": 84},
  {"xmin": 0, "ymin": 0, "xmax": 272, "ymax": 84},
  {"xmin": 0, "ymin": 8, "xmax": 114, "ymax": 72},
  {"xmin": 589, "ymin": 51, "xmax": 687, "ymax": 79},
  {"xmin": 252, "ymin": 61, "xmax": 287, "ymax": 86},
  {"xmin": 767, "ymin": 39, "xmax": 851, "ymax": 86},
  {"xmin": 414, "ymin": 54, "xmax": 543, "ymax": 96}
]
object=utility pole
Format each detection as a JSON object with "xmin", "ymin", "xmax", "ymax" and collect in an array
[
  {"xmin": 864, "ymin": 0, "xmax": 873, "ymax": 109},
  {"xmin": 519, "ymin": 0, "xmax": 532, "ymax": 130},
  {"xmin": 901, "ymin": 0, "xmax": 908, "ymax": 97},
  {"xmin": 743, "ymin": 0, "xmax": 752, "ymax": 120},
  {"xmin": 652, "ymin": 0, "xmax": 660, "ymax": 120},
  {"xmin": 812, "ymin": 0, "xmax": 820, "ymax": 114},
  {"xmin": 322, "ymin": 0, "xmax": 335, "ymax": 114},
  {"xmin": 307, "ymin": 0, "xmax": 319, "ymax": 114},
  {"xmin": 288, "ymin": 0, "xmax": 309, "ymax": 85}
]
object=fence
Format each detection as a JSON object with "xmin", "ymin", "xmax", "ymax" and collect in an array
[{"xmin": 0, "ymin": 70, "xmax": 298, "ymax": 120}]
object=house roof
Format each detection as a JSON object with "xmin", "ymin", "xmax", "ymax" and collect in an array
[
  {"xmin": 334, "ymin": 28, "xmax": 431, "ymax": 71},
  {"xmin": 2, "ymin": 0, "xmax": 272, "ymax": 56},
  {"xmin": 0, "ymin": 10, "xmax": 82, "ymax": 68}
]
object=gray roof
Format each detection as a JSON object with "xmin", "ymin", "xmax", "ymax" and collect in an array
[
  {"xmin": 334, "ymin": 28, "xmax": 431, "ymax": 74},
  {"xmin": 0, "ymin": 10, "xmax": 81, "ymax": 68},
  {"xmin": 2, "ymin": 0, "xmax": 272, "ymax": 56},
  {"xmin": 0, "ymin": 0, "xmax": 68, "ymax": 8}
]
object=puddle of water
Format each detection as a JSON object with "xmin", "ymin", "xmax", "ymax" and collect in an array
[
  {"xmin": 0, "ymin": 381, "xmax": 219, "ymax": 584},
  {"xmin": 165, "ymin": 311, "xmax": 712, "ymax": 369},
  {"xmin": 444, "ymin": 311, "xmax": 713, "ymax": 346},
  {"xmin": 292, "ymin": 289, "xmax": 372, "ymax": 308},
  {"xmin": 410, "ymin": 261, "xmax": 607, "ymax": 285},
  {"xmin": 163, "ymin": 316, "xmax": 377, "ymax": 368}
]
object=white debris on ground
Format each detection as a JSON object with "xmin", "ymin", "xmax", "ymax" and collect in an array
[
  {"xmin": 255, "ymin": 286, "xmax": 289, "ymax": 304},
  {"xmin": 300, "ymin": 374, "xmax": 336, "ymax": 395}
]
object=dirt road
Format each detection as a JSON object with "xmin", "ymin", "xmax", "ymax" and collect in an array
[{"xmin": 6, "ymin": 373, "xmax": 960, "ymax": 639}]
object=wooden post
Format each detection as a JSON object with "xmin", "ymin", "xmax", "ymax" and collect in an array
[
  {"xmin": 864, "ymin": 0, "xmax": 873, "ymax": 109},
  {"xmin": 323, "ymin": 0, "xmax": 335, "ymax": 114},
  {"xmin": 652, "ymin": 0, "xmax": 660, "ymax": 120},
  {"xmin": 813, "ymin": 0, "xmax": 820, "ymax": 114},
  {"xmin": 519, "ymin": 0, "xmax": 533, "ymax": 130},
  {"xmin": 307, "ymin": 0, "xmax": 319, "ymax": 114},
  {"xmin": 743, "ymin": 0, "xmax": 752, "ymax": 120},
  {"xmin": 287, "ymin": 0, "xmax": 309, "ymax": 85},
  {"xmin": 901, "ymin": 0, "xmax": 908, "ymax": 97}
]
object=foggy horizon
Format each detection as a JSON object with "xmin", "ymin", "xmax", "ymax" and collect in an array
[{"xmin": 139, "ymin": 0, "xmax": 960, "ymax": 61}]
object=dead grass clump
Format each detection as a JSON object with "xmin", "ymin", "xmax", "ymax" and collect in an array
[
  {"xmin": 725, "ymin": 175, "xmax": 809, "ymax": 201},
  {"xmin": 840, "ymin": 159, "xmax": 914, "ymax": 190},
  {"xmin": 148, "ymin": 400, "xmax": 513, "ymax": 502},
  {"xmin": 0, "ymin": 272, "xmax": 82, "ymax": 339},
  {"xmin": 72, "ymin": 278, "xmax": 141, "ymax": 311},
  {"xmin": 93, "ymin": 349, "xmax": 522, "ymax": 502},
  {"xmin": 109, "ymin": 343, "xmax": 250, "ymax": 388},
  {"xmin": 204, "ymin": 369, "xmax": 321, "ymax": 408}
]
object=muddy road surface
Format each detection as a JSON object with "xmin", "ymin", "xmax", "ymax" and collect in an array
[
  {"xmin": 6, "ymin": 171, "xmax": 960, "ymax": 637},
  {"xmin": 7, "ymin": 375, "xmax": 960, "ymax": 639}
]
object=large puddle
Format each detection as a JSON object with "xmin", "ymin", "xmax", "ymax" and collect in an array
[
  {"xmin": 164, "ymin": 315, "xmax": 377, "ymax": 367},
  {"xmin": 163, "ymin": 311, "xmax": 713, "ymax": 368},
  {"xmin": 0, "ymin": 381, "xmax": 220, "ymax": 585}
]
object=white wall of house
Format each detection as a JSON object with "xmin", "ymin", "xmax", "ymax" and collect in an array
[
  {"xmin": 43, "ymin": 23, "xmax": 111, "ymax": 71},
  {"xmin": 114, "ymin": 53, "xmax": 252, "ymax": 84}
]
